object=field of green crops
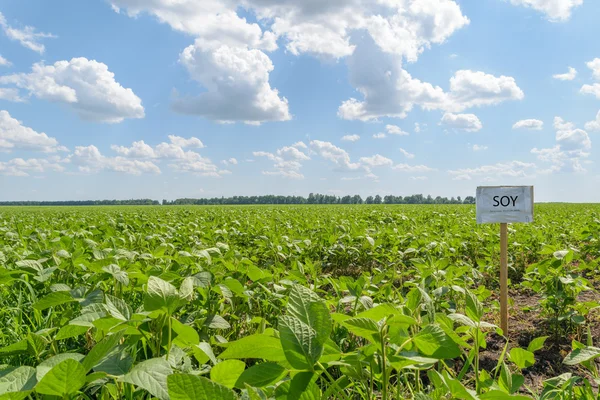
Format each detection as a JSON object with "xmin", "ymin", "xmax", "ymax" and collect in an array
[{"xmin": 1, "ymin": 204, "xmax": 599, "ymax": 399}]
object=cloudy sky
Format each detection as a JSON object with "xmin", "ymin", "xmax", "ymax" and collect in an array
[{"xmin": 0, "ymin": 0, "xmax": 598, "ymax": 202}]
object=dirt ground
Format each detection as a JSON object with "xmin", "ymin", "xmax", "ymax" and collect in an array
[{"xmin": 478, "ymin": 288, "xmax": 600, "ymax": 391}]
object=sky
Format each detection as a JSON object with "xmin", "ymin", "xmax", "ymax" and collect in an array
[{"xmin": 0, "ymin": 0, "xmax": 599, "ymax": 202}]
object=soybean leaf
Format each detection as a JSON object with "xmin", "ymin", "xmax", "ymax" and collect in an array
[
  {"xmin": 33, "ymin": 291, "xmax": 75, "ymax": 311},
  {"xmin": 235, "ymin": 362, "xmax": 287, "ymax": 389},
  {"xmin": 413, "ymin": 325, "xmax": 460, "ymax": 359},
  {"xmin": 0, "ymin": 366, "xmax": 37, "ymax": 395},
  {"xmin": 82, "ymin": 330, "xmax": 125, "ymax": 372},
  {"xmin": 167, "ymin": 374, "xmax": 236, "ymax": 400},
  {"xmin": 210, "ymin": 360, "xmax": 245, "ymax": 389},
  {"xmin": 509, "ymin": 348, "xmax": 535, "ymax": 369},
  {"xmin": 278, "ymin": 316, "xmax": 319, "ymax": 370},
  {"xmin": 35, "ymin": 359, "xmax": 86, "ymax": 397},
  {"xmin": 219, "ymin": 334, "xmax": 286, "ymax": 362},
  {"xmin": 122, "ymin": 358, "xmax": 173, "ymax": 400},
  {"xmin": 144, "ymin": 276, "xmax": 180, "ymax": 314}
]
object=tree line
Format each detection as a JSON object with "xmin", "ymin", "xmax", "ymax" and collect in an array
[
  {"xmin": 0, "ymin": 194, "xmax": 477, "ymax": 206},
  {"xmin": 163, "ymin": 194, "xmax": 476, "ymax": 205}
]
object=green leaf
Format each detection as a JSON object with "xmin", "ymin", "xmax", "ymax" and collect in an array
[
  {"xmin": 287, "ymin": 284, "xmax": 332, "ymax": 347},
  {"xmin": 172, "ymin": 318, "xmax": 200, "ymax": 346},
  {"xmin": 465, "ymin": 291, "xmax": 483, "ymax": 323},
  {"xmin": 413, "ymin": 325, "xmax": 460, "ymax": 359},
  {"xmin": 509, "ymin": 348, "xmax": 535, "ymax": 369},
  {"xmin": 563, "ymin": 346, "xmax": 600, "ymax": 366},
  {"xmin": 35, "ymin": 359, "xmax": 86, "ymax": 397},
  {"xmin": 0, "ymin": 340, "xmax": 27, "ymax": 356},
  {"xmin": 55, "ymin": 324, "xmax": 88, "ymax": 340},
  {"xmin": 144, "ymin": 276, "xmax": 180, "ymax": 314},
  {"xmin": 33, "ymin": 291, "xmax": 75, "ymax": 311},
  {"xmin": 342, "ymin": 318, "xmax": 381, "ymax": 343},
  {"xmin": 26, "ymin": 333, "xmax": 46, "ymax": 358},
  {"xmin": 275, "ymin": 372, "xmax": 319, "ymax": 400},
  {"xmin": 204, "ymin": 315, "xmax": 231, "ymax": 330},
  {"xmin": 527, "ymin": 336, "xmax": 549, "ymax": 353},
  {"xmin": 105, "ymin": 294, "xmax": 132, "ymax": 321},
  {"xmin": 36, "ymin": 353, "xmax": 84, "ymax": 381},
  {"xmin": 219, "ymin": 334, "xmax": 286, "ymax": 362},
  {"xmin": 122, "ymin": 358, "xmax": 173, "ymax": 400},
  {"xmin": 82, "ymin": 330, "xmax": 125, "ymax": 372},
  {"xmin": 0, "ymin": 366, "xmax": 37, "ymax": 395},
  {"xmin": 94, "ymin": 346, "xmax": 133, "ymax": 375},
  {"xmin": 235, "ymin": 362, "xmax": 287, "ymax": 389},
  {"xmin": 167, "ymin": 374, "xmax": 236, "ymax": 400},
  {"xmin": 278, "ymin": 315, "xmax": 320, "ymax": 370},
  {"xmin": 210, "ymin": 360, "xmax": 245, "ymax": 389}
]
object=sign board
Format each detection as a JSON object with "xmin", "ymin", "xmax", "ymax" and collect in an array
[{"xmin": 476, "ymin": 186, "xmax": 534, "ymax": 224}]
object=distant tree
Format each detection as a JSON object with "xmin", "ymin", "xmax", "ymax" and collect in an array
[
  {"xmin": 463, "ymin": 196, "xmax": 476, "ymax": 204},
  {"xmin": 366, "ymin": 196, "xmax": 374, "ymax": 204},
  {"xmin": 374, "ymin": 195, "xmax": 382, "ymax": 204}
]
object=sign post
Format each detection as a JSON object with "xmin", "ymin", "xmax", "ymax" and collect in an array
[{"xmin": 476, "ymin": 186, "xmax": 534, "ymax": 336}]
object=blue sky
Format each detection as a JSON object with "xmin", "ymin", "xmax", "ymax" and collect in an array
[{"xmin": 0, "ymin": 0, "xmax": 598, "ymax": 202}]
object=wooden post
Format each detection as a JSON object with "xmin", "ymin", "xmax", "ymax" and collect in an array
[{"xmin": 500, "ymin": 223, "xmax": 508, "ymax": 335}]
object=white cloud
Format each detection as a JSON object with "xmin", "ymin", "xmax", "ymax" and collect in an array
[
  {"xmin": 587, "ymin": 58, "xmax": 600, "ymax": 81},
  {"xmin": 373, "ymin": 133, "xmax": 386, "ymax": 139},
  {"xmin": 392, "ymin": 164, "xmax": 435, "ymax": 172},
  {"xmin": 0, "ymin": 58, "xmax": 144, "ymax": 123},
  {"xmin": 585, "ymin": 110, "xmax": 600, "ymax": 131},
  {"xmin": 254, "ymin": 141, "xmax": 309, "ymax": 178},
  {"xmin": 472, "ymin": 144, "xmax": 488, "ymax": 151},
  {"xmin": 173, "ymin": 40, "xmax": 290, "ymax": 124},
  {"xmin": 0, "ymin": 156, "xmax": 67, "ymax": 176},
  {"xmin": 447, "ymin": 70, "xmax": 524, "ymax": 110},
  {"xmin": 580, "ymin": 83, "xmax": 600, "ymax": 99},
  {"xmin": 410, "ymin": 176, "xmax": 428, "ymax": 181},
  {"xmin": 513, "ymin": 119, "xmax": 544, "ymax": 130},
  {"xmin": 168, "ymin": 135, "xmax": 205, "ymax": 149},
  {"xmin": 0, "ymin": 110, "xmax": 67, "ymax": 153},
  {"xmin": 0, "ymin": 12, "xmax": 56, "ymax": 54},
  {"xmin": 71, "ymin": 145, "xmax": 161, "ymax": 175},
  {"xmin": 310, "ymin": 140, "xmax": 361, "ymax": 171},
  {"xmin": 531, "ymin": 117, "xmax": 591, "ymax": 173},
  {"xmin": 359, "ymin": 154, "xmax": 393, "ymax": 167},
  {"xmin": 221, "ymin": 158, "xmax": 238, "ymax": 166},
  {"xmin": 0, "ymin": 55, "xmax": 11, "ymax": 67},
  {"xmin": 386, "ymin": 124, "xmax": 409, "ymax": 136},
  {"xmin": 339, "ymin": 38, "xmax": 523, "ymax": 121},
  {"xmin": 399, "ymin": 148, "xmax": 415, "ymax": 159},
  {"xmin": 0, "ymin": 88, "xmax": 24, "ymax": 102},
  {"xmin": 341, "ymin": 134, "xmax": 360, "ymax": 142},
  {"xmin": 553, "ymin": 67, "xmax": 577, "ymax": 80},
  {"xmin": 111, "ymin": 140, "xmax": 156, "ymax": 158},
  {"xmin": 441, "ymin": 112, "xmax": 483, "ymax": 132},
  {"xmin": 448, "ymin": 160, "xmax": 536, "ymax": 180},
  {"xmin": 509, "ymin": 0, "xmax": 583, "ymax": 22},
  {"xmin": 414, "ymin": 123, "xmax": 421, "ymax": 133}
]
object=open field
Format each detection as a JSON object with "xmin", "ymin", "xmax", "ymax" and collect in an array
[{"xmin": 1, "ymin": 204, "xmax": 599, "ymax": 399}]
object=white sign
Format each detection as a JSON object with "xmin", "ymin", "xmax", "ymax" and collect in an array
[{"xmin": 476, "ymin": 186, "xmax": 534, "ymax": 224}]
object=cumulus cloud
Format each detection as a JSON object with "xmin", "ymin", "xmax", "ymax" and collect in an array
[
  {"xmin": 0, "ymin": 110, "xmax": 67, "ymax": 153},
  {"xmin": 513, "ymin": 119, "xmax": 544, "ymax": 130},
  {"xmin": 399, "ymin": 148, "xmax": 415, "ymax": 159},
  {"xmin": 531, "ymin": 117, "xmax": 591, "ymax": 173},
  {"xmin": 386, "ymin": 124, "xmax": 409, "ymax": 136},
  {"xmin": 509, "ymin": 0, "xmax": 583, "ymax": 21},
  {"xmin": 472, "ymin": 144, "xmax": 488, "ymax": 151},
  {"xmin": 71, "ymin": 145, "xmax": 161, "ymax": 175},
  {"xmin": 254, "ymin": 141, "xmax": 308, "ymax": 179},
  {"xmin": 373, "ymin": 133, "xmax": 386, "ymax": 139},
  {"xmin": 441, "ymin": 112, "xmax": 483, "ymax": 132},
  {"xmin": 553, "ymin": 67, "xmax": 577, "ymax": 80},
  {"xmin": 0, "ymin": 55, "xmax": 11, "ymax": 67},
  {"xmin": 359, "ymin": 154, "xmax": 393, "ymax": 167},
  {"xmin": 110, "ymin": 135, "xmax": 226, "ymax": 177},
  {"xmin": 341, "ymin": 134, "xmax": 360, "ymax": 142},
  {"xmin": 338, "ymin": 36, "xmax": 523, "ymax": 121},
  {"xmin": 173, "ymin": 40, "xmax": 290, "ymax": 124},
  {"xmin": 580, "ymin": 83, "xmax": 600, "ymax": 99},
  {"xmin": 0, "ymin": 58, "xmax": 144, "ymax": 123},
  {"xmin": 0, "ymin": 156, "xmax": 67, "ymax": 176},
  {"xmin": 221, "ymin": 158, "xmax": 238, "ymax": 166},
  {"xmin": 585, "ymin": 110, "xmax": 600, "ymax": 131},
  {"xmin": 0, "ymin": 12, "xmax": 56, "ymax": 54},
  {"xmin": 309, "ymin": 140, "xmax": 361, "ymax": 171},
  {"xmin": 0, "ymin": 88, "xmax": 24, "ymax": 102},
  {"xmin": 587, "ymin": 58, "xmax": 600, "ymax": 81}
]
